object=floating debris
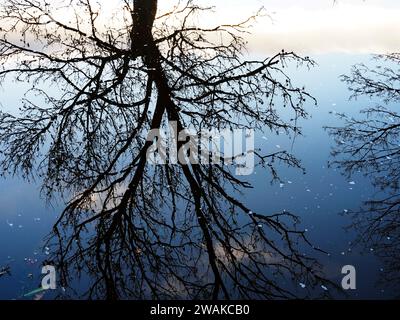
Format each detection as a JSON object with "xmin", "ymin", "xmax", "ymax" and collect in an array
[
  {"xmin": 279, "ymin": 183, "xmax": 285, "ymax": 188},
  {"xmin": 23, "ymin": 287, "xmax": 46, "ymax": 298},
  {"xmin": 6, "ymin": 220, "xmax": 13, "ymax": 227},
  {"xmin": 0, "ymin": 266, "xmax": 11, "ymax": 278},
  {"xmin": 24, "ymin": 257, "xmax": 38, "ymax": 265},
  {"xmin": 248, "ymin": 211, "xmax": 253, "ymax": 215},
  {"xmin": 34, "ymin": 291, "xmax": 46, "ymax": 301},
  {"xmin": 349, "ymin": 181, "xmax": 356, "ymax": 185},
  {"xmin": 321, "ymin": 285, "xmax": 328, "ymax": 291},
  {"xmin": 276, "ymin": 145, "xmax": 281, "ymax": 149},
  {"xmin": 299, "ymin": 283, "xmax": 306, "ymax": 289}
]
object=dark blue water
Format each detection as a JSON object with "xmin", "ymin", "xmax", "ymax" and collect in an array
[{"xmin": 0, "ymin": 53, "xmax": 396, "ymax": 299}]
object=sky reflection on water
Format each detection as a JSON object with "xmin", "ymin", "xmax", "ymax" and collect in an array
[{"xmin": 0, "ymin": 53, "xmax": 397, "ymax": 299}]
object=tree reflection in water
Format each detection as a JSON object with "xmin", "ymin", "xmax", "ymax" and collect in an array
[
  {"xmin": 327, "ymin": 53, "xmax": 400, "ymax": 293},
  {"xmin": 0, "ymin": 0, "xmax": 333, "ymax": 299}
]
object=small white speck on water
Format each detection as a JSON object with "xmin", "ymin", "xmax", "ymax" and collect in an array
[
  {"xmin": 349, "ymin": 181, "xmax": 356, "ymax": 185},
  {"xmin": 248, "ymin": 211, "xmax": 253, "ymax": 215},
  {"xmin": 321, "ymin": 285, "xmax": 328, "ymax": 291},
  {"xmin": 258, "ymin": 224, "xmax": 263, "ymax": 228},
  {"xmin": 280, "ymin": 183, "xmax": 285, "ymax": 188},
  {"xmin": 276, "ymin": 145, "xmax": 281, "ymax": 149},
  {"xmin": 287, "ymin": 181, "xmax": 292, "ymax": 184},
  {"xmin": 299, "ymin": 283, "xmax": 306, "ymax": 289}
]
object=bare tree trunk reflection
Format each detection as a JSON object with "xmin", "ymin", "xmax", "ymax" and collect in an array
[{"xmin": 327, "ymin": 53, "xmax": 400, "ymax": 293}]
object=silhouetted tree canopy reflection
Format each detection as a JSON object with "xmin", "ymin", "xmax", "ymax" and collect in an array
[
  {"xmin": 0, "ymin": 0, "xmax": 332, "ymax": 299},
  {"xmin": 327, "ymin": 53, "xmax": 400, "ymax": 292}
]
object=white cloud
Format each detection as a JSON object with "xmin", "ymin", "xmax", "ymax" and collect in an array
[
  {"xmin": 2, "ymin": 1, "xmax": 399, "ymax": 56},
  {"xmin": 182, "ymin": 1, "xmax": 400, "ymax": 55},
  {"xmin": 244, "ymin": 4, "xmax": 400, "ymax": 54}
]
